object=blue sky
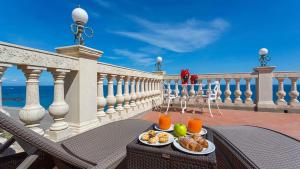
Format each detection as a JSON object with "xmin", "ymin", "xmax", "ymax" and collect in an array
[{"xmin": 1, "ymin": 0, "xmax": 300, "ymax": 85}]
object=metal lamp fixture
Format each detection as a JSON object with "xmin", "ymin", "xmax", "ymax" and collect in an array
[
  {"xmin": 71, "ymin": 6, "xmax": 94, "ymax": 45},
  {"xmin": 258, "ymin": 48, "xmax": 270, "ymax": 67},
  {"xmin": 155, "ymin": 56, "xmax": 163, "ymax": 71}
]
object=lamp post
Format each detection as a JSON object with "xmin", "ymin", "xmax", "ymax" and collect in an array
[
  {"xmin": 71, "ymin": 6, "xmax": 94, "ymax": 45},
  {"xmin": 155, "ymin": 56, "xmax": 163, "ymax": 71},
  {"xmin": 258, "ymin": 48, "xmax": 270, "ymax": 67}
]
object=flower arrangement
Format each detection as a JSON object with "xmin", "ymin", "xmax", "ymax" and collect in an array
[
  {"xmin": 180, "ymin": 69, "xmax": 190, "ymax": 85},
  {"xmin": 190, "ymin": 74, "xmax": 198, "ymax": 84}
]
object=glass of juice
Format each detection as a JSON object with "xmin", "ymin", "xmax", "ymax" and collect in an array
[
  {"xmin": 188, "ymin": 118, "xmax": 202, "ymax": 133},
  {"xmin": 159, "ymin": 114, "xmax": 171, "ymax": 130}
]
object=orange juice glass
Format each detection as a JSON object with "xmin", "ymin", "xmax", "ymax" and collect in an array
[
  {"xmin": 188, "ymin": 118, "xmax": 202, "ymax": 133},
  {"xmin": 159, "ymin": 114, "xmax": 171, "ymax": 130}
]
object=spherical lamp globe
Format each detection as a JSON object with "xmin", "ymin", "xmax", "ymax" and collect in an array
[
  {"xmin": 156, "ymin": 56, "xmax": 163, "ymax": 63},
  {"xmin": 72, "ymin": 7, "xmax": 89, "ymax": 24},
  {"xmin": 259, "ymin": 48, "xmax": 269, "ymax": 56}
]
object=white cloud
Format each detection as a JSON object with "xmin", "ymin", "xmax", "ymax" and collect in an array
[
  {"xmin": 92, "ymin": 0, "xmax": 111, "ymax": 8},
  {"xmin": 104, "ymin": 55, "xmax": 120, "ymax": 60},
  {"xmin": 113, "ymin": 49, "xmax": 154, "ymax": 66},
  {"xmin": 112, "ymin": 17, "xmax": 230, "ymax": 53}
]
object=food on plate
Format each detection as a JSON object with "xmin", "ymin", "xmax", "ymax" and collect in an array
[
  {"xmin": 148, "ymin": 137, "xmax": 158, "ymax": 144},
  {"xmin": 141, "ymin": 134, "xmax": 150, "ymax": 141},
  {"xmin": 178, "ymin": 135, "xmax": 209, "ymax": 152},
  {"xmin": 147, "ymin": 130, "xmax": 156, "ymax": 138},
  {"xmin": 159, "ymin": 136, "xmax": 168, "ymax": 143},
  {"xmin": 157, "ymin": 133, "xmax": 168, "ymax": 138},
  {"xmin": 174, "ymin": 123, "xmax": 187, "ymax": 137}
]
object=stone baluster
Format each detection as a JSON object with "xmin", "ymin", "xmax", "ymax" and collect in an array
[
  {"xmin": 174, "ymin": 80, "xmax": 179, "ymax": 97},
  {"xmin": 234, "ymin": 78, "xmax": 242, "ymax": 104},
  {"xmin": 140, "ymin": 78, "xmax": 145, "ymax": 110},
  {"xmin": 130, "ymin": 77, "xmax": 137, "ymax": 111},
  {"xmin": 149, "ymin": 79, "xmax": 153, "ymax": 101},
  {"xmin": 18, "ymin": 66, "xmax": 46, "ymax": 135},
  {"xmin": 123, "ymin": 76, "xmax": 131, "ymax": 115},
  {"xmin": 144, "ymin": 79, "xmax": 149, "ymax": 109},
  {"xmin": 135, "ymin": 77, "xmax": 141, "ymax": 110},
  {"xmin": 275, "ymin": 77, "xmax": 287, "ymax": 105},
  {"xmin": 47, "ymin": 69, "xmax": 71, "ymax": 141},
  {"xmin": 216, "ymin": 78, "xmax": 222, "ymax": 103},
  {"xmin": 0, "ymin": 63, "xmax": 12, "ymax": 116},
  {"xmin": 167, "ymin": 80, "xmax": 171, "ymax": 95},
  {"xmin": 207, "ymin": 79, "xmax": 212, "ymax": 95},
  {"xmin": 289, "ymin": 77, "xmax": 299, "ymax": 106},
  {"xmin": 197, "ymin": 79, "xmax": 203, "ymax": 96},
  {"xmin": 244, "ymin": 78, "xmax": 253, "ymax": 105},
  {"xmin": 96, "ymin": 73, "xmax": 109, "ymax": 124},
  {"xmin": 224, "ymin": 78, "xmax": 232, "ymax": 104},
  {"xmin": 116, "ymin": 75, "xmax": 125, "ymax": 119},
  {"xmin": 106, "ymin": 74, "xmax": 117, "ymax": 120},
  {"xmin": 190, "ymin": 82, "xmax": 195, "ymax": 97}
]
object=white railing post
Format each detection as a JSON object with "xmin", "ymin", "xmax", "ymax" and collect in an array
[
  {"xmin": 18, "ymin": 66, "xmax": 46, "ymax": 135},
  {"xmin": 190, "ymin": 83, "xmax": 195, "ymax": 97},
  {"xmin": 97, "ymin": 73, "xmax": 109, "ymax": 124},
  {"xmin": 174, "ymin": 80, "xmax": 179, "ymax": 97},
  {"xmin": 276, "ymin": 77, "xmax": 287, "ymax": 105},
  {"xmin": 216, "ymin": 78, "xmax": 222, "ymax": 103},
  {"xmin": 197, "ymin": 79, "xmax": 203, "ymax": 96},
  {"xmin": 234, "ymin": 78, "xmax": 242, "ymax": 104},
  {"xmin": 47, "ymin": 69, "xmax": 71, "ymax": 141},
  {"xmin": 106, "ymin": 74, "xmax": 117, "ymax": 120},
  {"xmin": 140, "ymin": 78, "xmax": 145, "ymax": 110},
  {"xmin": 0, "ymin": 63, "xmax": 12, "ymax": 116},
  {"xmin": 130, "ymin": 77, "xmax": 137, "ymax": 111},
  {"xmin": 116, "ymin": 75, "xmax": 125, "ymax": 119},
  {"xmin": 289, "ymin": 77, "xmax": 299, "ymax": 106},
  {"xmin": 135, "ymin": 77, "xmax": 141, "ymax": 111},
  {"xmin": 224, "ymin": 78, "xmax": 232, "ymax": 104},
  {"xmin": 123, "ymin": 76, "xmax": 131, "ymax": 116},
  {"xmin": 245, "ymin": 78, "xmax": 253, "ymax": 105}
]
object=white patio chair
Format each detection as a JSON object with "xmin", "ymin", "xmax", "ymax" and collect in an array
[{"xmin": 194, "ymin": 81, "xmax": 222, "ymax": 117}]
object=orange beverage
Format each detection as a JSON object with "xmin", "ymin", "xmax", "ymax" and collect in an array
[
  {"xmin": 159, "ymin": 114, "xmax": 171, "ymax": 130},
  {"xmin": 188, "ymin": 118, "xmax": 202, "ymax": 133}
]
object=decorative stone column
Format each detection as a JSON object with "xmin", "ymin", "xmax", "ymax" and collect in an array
[
  {"xmin": 166, "ymin": 80, "xmax": 171, "ymax": 95},
  {"xmin": 96, "ymin": 73, "xmax": 109, "ymax": 124},
  {"xmin": 57, "ymin": 45, "xmax": 101, "ymax": 134},
  {"xmin": 18, "ymin": 66, "xmax": 46, "ymax": 135},
  {"xmin": 207, "ymin": 79, "xmax": 212, "ymax": 96},
  {"xmin": 275, "ymin": 77, "xmax": 287, "ymax": 105},
  {"xmin": 245, "ymin": 78, "xmax": 253, "ymax": 105},
  {"xmin": 123, "ymin": 76, "xmax": 131, "ymax": 115},
  {"xmin": 135, "ymin": 78, "xmax": 141, "ymax": 110},
  {"xmin": 216, "ymin": 79, "xmax": 222, "ymax": 103},
  {"xmin": 197, "ymin": 80, "xmax": 203, "ymax": 96},
  {"xmin": 254, "ymin": 66, "xmax": 276, "ymax": 110},
  {"xmin": 106, "ymin": 74, "xmax": 117, "ymax": 120},
  {"xmin": 47, "ymin": 69, "xmax": 71, "ymax": 141},
  {"xmin": 190, "ymin": 83, "xmax": 195, "ymax": 97},
  {"xmin": 0, "ymin": 63, "xmax": 12, "ymax": 116},
  {"xmin": 234, "ymin": 78, "xmax": 242, "ymax": 104},
  {"xmin": 224, "ymin": 78, "xmax": 232, "ymax": 104},
  {"xmin": 116, "ymin": 75, "xmax": 125, "ymax": 119},
  {"xmin": 145, "ymin": 79, "xmax": 150, "ymax": 109},
  {"xmin": 140, "ymin": 78, "xmax": 145, "ymax": 110},
  {"xmin": 289, "ymin": 77, "xmax": 299, "ymax": 106},
  {"xmin": 130, "ymin": 77, "xmax": 137, "ymax": 111},
  {"xmin": 174, "ymin": 80, "xmax": 179, "ymax": 97}
]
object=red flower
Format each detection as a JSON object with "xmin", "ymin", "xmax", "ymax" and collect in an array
[
  {"xmin": 180, "ymin": 69, "xmax": 190, "ymax": 85},
  {"xmin": 190, "ymin": 74, "xmax": 198, "ymax": 84}
]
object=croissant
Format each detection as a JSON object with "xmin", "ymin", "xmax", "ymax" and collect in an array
[
  {"xmin": 179, "ymin": 137, "xmax": 203, "ymax": 152},
  {"xmin": 191, "ymin": 135, "xmax": 209, "ymax": 148}
]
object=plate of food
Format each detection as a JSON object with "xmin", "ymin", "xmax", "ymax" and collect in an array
[
  {"xmin": 154, "ymin": 124, "xmax": 174, "ymax": 132},
  {"xmin": 173, "ymin": 135, "xmax": 215, "ymax": 155},
  {"xmin": 139, "ymin": 130, "xmax": 174, "ymax": 146},
  {"xmin": 187, "ymin": 128, "xmax": 207, "ymax": 135}
]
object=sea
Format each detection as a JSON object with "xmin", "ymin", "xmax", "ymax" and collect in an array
[{"xmin": 2, "ymin": 85, "xmax": 299, "ymax": 109}]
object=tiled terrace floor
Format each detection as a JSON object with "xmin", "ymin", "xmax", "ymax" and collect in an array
[{"xmin": 136, "ymin": 108, "xmax": 300, "ymax": 140}]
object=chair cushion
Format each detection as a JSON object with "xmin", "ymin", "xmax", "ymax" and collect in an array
[
  {"xmin": 62, "ymin": 119, "xmax": 152, "ymax": 166},
  {"xmin": 211, "ymin": 126, "xmax": 300, "ymax": 169}
]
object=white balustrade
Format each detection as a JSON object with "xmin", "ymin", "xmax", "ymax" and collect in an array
[
  {"xmin": 106, "ymin": 74, "xmax": 117, "ymax": 120},
  {"xmin": 0, "ymin": 64, "xmax": 12, "ymax": 116},
  {"xmin": 289, "ymin": 77, "xmax": 299, "ymax": 106},
  {"xmin": 276, "ymin": 77, "xmax": 287, "ymax": 105},
  {"xmin": 174, "ymin": 80, "xmax": 179, "ymax": 97},
  {"xmin": 135, "ymin": 78, "xmax": 141, "ymax": 109},
  {"xmin": 18, "ymin": 66, "xmax": 46, "ymax": 135},
  {"xmin": 234, "ymin": 78, "xmax": 242, "ymax": 104},
  {"xmin": 197, "ymin": 80, "xmax": 203, "ymax": 96},
  {"xmin": 140, "ymin": 78, "xmax": 145, "ymax": 109},
  {"xmin": 130, "ymin": 77, "xmax": 137, "ymax": 111},
  {"xmin": 216, "ymin": 78, "xmax": 222, "ymax": 103},
  {"xmin": 224, "ymin": 78, "xmax": 232, "ymax": 104},
  {"xmin": 116, "ymin": 75, "xmax": 125, "ymax": 119},
  {"xmin": 123, "ymin": 76, "xmax": 131, "ymax": 115},
  {"xmin": 244, "ymin": 78, "xmax": 253, "ymax": 105},
  {"xmin": 97, "ymin": 73, "xmax": 109, "ymax": 123}
]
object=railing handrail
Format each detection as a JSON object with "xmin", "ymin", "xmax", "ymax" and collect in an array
[{"xmin": 164, "ymin": 72, "xmax": 257, "ymax": 80}]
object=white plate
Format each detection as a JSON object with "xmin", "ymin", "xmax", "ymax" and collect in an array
[
  {"xmin": 139, "ymin": 131, "xmax": 174, "ymax": 146},
  {"xmin": 187, "ymin": 128, "xmax": 207, "ymax": 135},
  {"xmin": 173, "ymin": 138, "xmax": 215, "ymax": 155},
  {"xmin": 154, "ymin": 124, "xmax": 174, "ymax": 132}
]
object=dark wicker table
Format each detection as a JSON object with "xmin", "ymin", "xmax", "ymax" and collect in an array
[{"xmin": 126, "ymin": 126, "xmax": 217, "ymax": 169}]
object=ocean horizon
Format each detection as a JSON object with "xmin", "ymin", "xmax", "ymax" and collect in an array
[{"xmin": 3, "ymin": 85, "xmax": 299, "ymax": 109}]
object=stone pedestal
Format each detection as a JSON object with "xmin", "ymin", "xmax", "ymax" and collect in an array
[
  {"xmin": 57, "ymin": 45, "xmax": 102, "ymax": 135},
  {"xmin": 254, "ymin": 66, "xmax": 276, "ymax": 110}
]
